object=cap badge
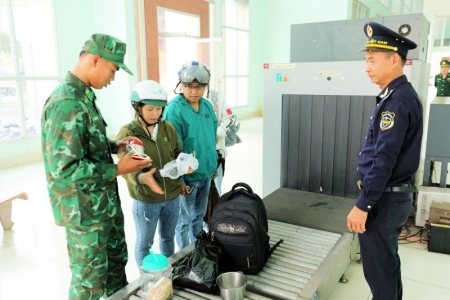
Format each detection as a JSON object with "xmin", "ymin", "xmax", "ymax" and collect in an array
[{"xmin": 367, "ymin": 25, "xmax": 373, "ymax": 38}]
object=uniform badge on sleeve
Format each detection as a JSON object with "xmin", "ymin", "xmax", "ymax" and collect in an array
[{"xmin": 380, "ymin": 111, "xmax": 395, "ymax": 131}]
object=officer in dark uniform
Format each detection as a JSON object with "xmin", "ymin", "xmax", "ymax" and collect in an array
[
  {"xmin": 434, "ymin": 60, "xmax": 450, "ymax": 96},
  {"xmin": 347, "ymin": 22, "xmax": 423, "ymax": 300}
]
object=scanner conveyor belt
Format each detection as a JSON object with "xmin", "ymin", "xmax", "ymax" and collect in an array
[{"xmin": 109, "ymin": 222, "xmax": 357, "ymax": 300}]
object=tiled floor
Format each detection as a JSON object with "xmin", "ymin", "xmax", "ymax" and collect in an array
[{"xmin": 0, "ymin": 117, "xmax": 449, "ymax": 300}]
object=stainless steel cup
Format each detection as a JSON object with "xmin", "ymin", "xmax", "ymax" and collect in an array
[{"xmin": 216, "ymin": 272, "xmax": 247, "ymax": 300}]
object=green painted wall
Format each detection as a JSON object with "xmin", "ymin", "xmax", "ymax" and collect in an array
[{"xmin": 246, "ymin": 0, "xmax": 349, "ymax": 116}]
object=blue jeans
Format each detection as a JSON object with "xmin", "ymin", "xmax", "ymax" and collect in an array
[
  {"xmin": 132, "ymin": 196, "xmax": 181, "ymax": 268},
  {"xmin": 358, "ymin": 192, "xmax": 413, "ymax": 300},
  {"xmin": 175, "ymin": 178, "xmax": 211, "ymax": 249}
]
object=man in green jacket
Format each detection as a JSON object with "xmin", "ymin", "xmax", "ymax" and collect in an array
[
  {"xmin": 435, "ymin": 60, "xmax": 450, "ymax": 96},
  {"xmin": 163, "ymin": 61, "xmax": 218, "ymax": 250},
  {"xmin": 41, "ymin": 34, "xmax": 152, "ymax": 300}
]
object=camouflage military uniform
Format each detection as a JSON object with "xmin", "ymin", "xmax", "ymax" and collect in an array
[{"xmin": 41, "ymin": 71, "xmax": 128, "ymax": 299}]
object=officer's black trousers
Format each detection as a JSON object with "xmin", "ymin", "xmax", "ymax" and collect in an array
[{"xmin": 358, "ymin": 192, "xmax": 413, "ymax": 300}]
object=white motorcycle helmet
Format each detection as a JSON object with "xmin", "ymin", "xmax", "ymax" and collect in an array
[
  {"xmin": 130, "ymin": 80, "xmax": 167, "ymax": 107},
  {"xmin": 130, "ymin": 80, "xmax": 167, "ymax": 127}
]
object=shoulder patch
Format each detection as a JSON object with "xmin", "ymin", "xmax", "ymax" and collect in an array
[{"xmin": 380, "ymin": 111, "xmax": 395, "ymax": 131}]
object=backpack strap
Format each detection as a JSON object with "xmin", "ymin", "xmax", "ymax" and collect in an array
[{"xmin": 269, "ymin": 239, "xmax": 284, "ymax": 256}]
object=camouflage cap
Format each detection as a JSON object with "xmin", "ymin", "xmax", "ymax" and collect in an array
[
  {"xmin": 82, "ymin": 33, "xmax": 133, "ymax": 75},
  {"xmin": 440, "ymin": 60, "xmax": 450, "ymax": 67}
]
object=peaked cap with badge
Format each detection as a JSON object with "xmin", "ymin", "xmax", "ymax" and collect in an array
[
  {"xmin": 82, "ymin": 33, "xmax": 133, "ymax": 75},
  {"xmin": 440, "ymin": 60, "xmax": 450, "ymax": 67},
  {"xmin": 362, "ymin": 22, "xmax": 417, "ymax": 58}
]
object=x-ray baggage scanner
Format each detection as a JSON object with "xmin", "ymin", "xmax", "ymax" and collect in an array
[{"xmin": 261, "ymin": 13, "xmax": 430, "ymax": 300}]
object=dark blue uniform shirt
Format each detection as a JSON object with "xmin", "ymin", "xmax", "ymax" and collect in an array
[{"xmin": 356, "ymin": 75, "xmax": 423, "ymax": 212}]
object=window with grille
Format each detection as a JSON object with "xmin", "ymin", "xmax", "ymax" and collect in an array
[
  {"xmin": 352, "ymin": 0, "xmax": 370, "ymax": 19},
  {"xmin": 0, "ymin": 0, "xmax": 59, "ymax": 141},
  {"xmin": 434, "ymin": 16, "xmax": 450, "ymax": 48},
  {"xmin": 223, "ymin": 0, "xmax": 249, "ymax": 107}
]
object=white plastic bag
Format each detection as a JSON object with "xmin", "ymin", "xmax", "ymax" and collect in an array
[{"xmin": 160, "ymin": 153, "xmax": 199, "ymax": 179}]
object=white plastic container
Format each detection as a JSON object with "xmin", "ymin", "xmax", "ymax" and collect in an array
[{"xmin": 140, "ymin": 250, "xmax": 173, "ymax": 299}]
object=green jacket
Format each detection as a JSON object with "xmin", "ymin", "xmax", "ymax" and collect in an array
[
  {"xmin": 116, "ymin": 119, "xmax": 183, "ymax": 203},
  {"xmin": 435, "ymin": 73, "xmax": 450, "ymax": 96},
  {"xmin": 41, "ymin": 72, "xmax": 120, "ymax": 228},
  {"xmin": 163, "ymin": 94, "xmax": 218, "ymax": 181}
]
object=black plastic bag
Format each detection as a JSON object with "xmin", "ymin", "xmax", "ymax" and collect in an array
[{"xmin": 172, "ymin": 231, "xmax": 222, "ymax": 294}]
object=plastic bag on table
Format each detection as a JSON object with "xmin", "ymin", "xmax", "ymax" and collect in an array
[{"xmin": 172, "ymin": 230, "xmax": 222, "ymax": 294}]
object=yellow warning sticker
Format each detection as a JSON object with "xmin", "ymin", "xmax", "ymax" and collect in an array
[{"xmin": 318, "ymin": 70, "xmax": 342, "ymax": 76}]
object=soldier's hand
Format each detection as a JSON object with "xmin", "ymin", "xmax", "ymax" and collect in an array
[
  {"xmin": 117, "ymin": 152, "xmax": 152, "ymax": 175},
  {"xmin": 115, "ymin": 136, "xmax": 143, "ymax": 152},
  {"xmin": 347, "ymin": 206, "xmax": 368, "ymax": 234}
]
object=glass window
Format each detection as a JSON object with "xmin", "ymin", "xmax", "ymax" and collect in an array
[
  {"xmin": 0, "ymin": 81, "xmax": 21, "ymax": 139},
  {"xmin": 237, "ymin": 0, "xmax": 249, "ymax": 30},
  {"xmin": 22, "ymin": 80, "xmax": 58, "ymax": 137},
  {"xmin": 435, "ymin": 17, "xmax": 445, "ymax": 47},
  {"xmin": 224, "ymin": 0, "xmax": 237, "ymax": 27},
  {"xmin": 0, "ymin": 0, "xmax": 14, "ymax": 76},
  {"xmin": 237, "ymin": 31, "xmax": 249, "ymax": 75},
  {"xmin": 157, "ymin": 7, "xmax": 201, "ymax": 101},
  {"xmin": 0, "ymin": 0, "xmax": 58, "ymax": 141},
  {"xmin": 224, "ymin": 28, "xmax": 237, "ymax": 75},
  {"xmin": 157, "ymin": 7, "xmax": 200, "ymax": 37},
  {"xmin": 12, "ymin": 0, "xmax": 58, "ymax": 76},
  {"xmin": 223, "ymin": 0, "xmax": 249, "ymax": 107},
  {"xmin": 237, "ymin": 77, "xmax": 248, "ymax": 106},
  {"xmin": 352, "ymin": 0, "xmax": 369, "ymax": 19},
  {"xmin": 444, "ymin": 16, "xmax": 450, "ymax": 47},
  {"xmin": 225, "ymin": 77, "xmax": 237, "ymax": 107}
]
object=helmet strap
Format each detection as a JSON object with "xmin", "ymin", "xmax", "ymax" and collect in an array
[
  {"xmin": 137, "ymin": 106, "xmax": 159, "ymax": 131},
  {"xmin": 174, "ymin": 82, "xmax": 182, "ymax": 95},
  {"xmin": 176, "ymin": 82, "xmax": 210, "ymax": 98}
]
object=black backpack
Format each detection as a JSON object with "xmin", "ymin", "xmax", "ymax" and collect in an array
[{"xmin": 209, "ymin": 182, "xmax": 283, "ymax": 274}]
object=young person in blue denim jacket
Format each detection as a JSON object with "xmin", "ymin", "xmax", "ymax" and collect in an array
[
  {"xmin": 116, "ymin": 80, "xmax": 183, "ymax": 267},
  {"xmin": 163, "ymin": 61, "xmax": 218, "ymax": 250}
]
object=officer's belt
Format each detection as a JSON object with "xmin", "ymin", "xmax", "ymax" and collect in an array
[{"xmin": 357, "ymin": 181, "xmax": 417, "ymax": 193}]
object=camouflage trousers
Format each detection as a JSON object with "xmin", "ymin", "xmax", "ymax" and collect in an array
[{"xmin": 65, "ymin": 212, "xmax": 128, "ymax": 300}]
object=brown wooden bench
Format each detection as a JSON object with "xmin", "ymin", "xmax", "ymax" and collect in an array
[{"xmin": 0, "ymin": 188, "xmax": 28, "ymax": 230}]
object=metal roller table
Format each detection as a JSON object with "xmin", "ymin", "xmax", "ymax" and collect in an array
[{"xmin": 108, "ymin": 188, "xmax": 358, "ymax": 300}]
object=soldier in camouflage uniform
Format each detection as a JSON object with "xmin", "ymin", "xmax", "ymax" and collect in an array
[
  {"xmin": 434, "ymin": 60, "xmax": 450, "ymax": 96},
  {"xmin": 41, "ymin": 34, "xmax": 155, "ymax": 300}
]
